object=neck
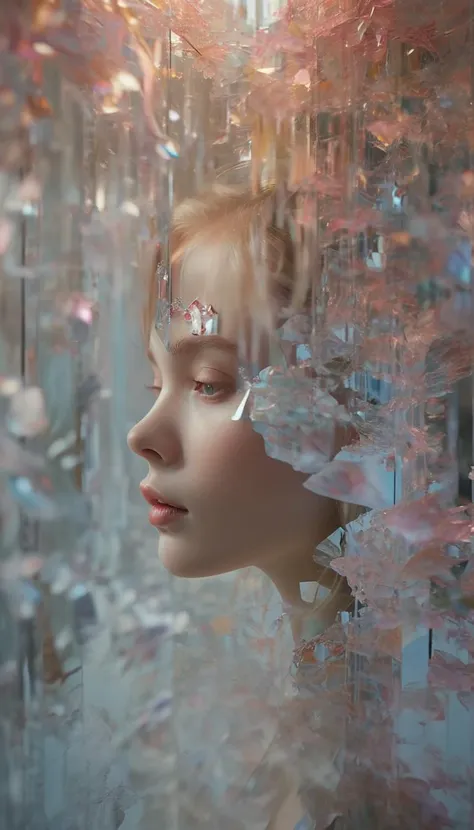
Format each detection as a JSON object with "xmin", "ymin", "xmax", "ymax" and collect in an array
[
  {"xmin": 259, "ymin": 505, "xmax": 352, "ymax": 641},
  {"xmin": 260, "ymin": 544, "xmax": 331, "ymax": 607}
]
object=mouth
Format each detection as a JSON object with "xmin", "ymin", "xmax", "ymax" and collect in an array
[{"xmin": 140, "ymin": 483, "xmax": 188, "ymax": 530}]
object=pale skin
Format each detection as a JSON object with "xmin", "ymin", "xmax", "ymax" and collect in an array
[
  {"xmin": 127, "ymin": 241, "xmax": 352, "ymax": 631},
  {"xmin": 127, "ymin": 241, "xmax": 352, "ymax": 828}
]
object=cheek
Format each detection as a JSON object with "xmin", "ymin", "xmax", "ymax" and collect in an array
[
  {"xmin": 191, "ymin": 416, "xmax": 264, "ymax": 488},
  {"xmin": 189, "ymin": 413, "xmax": 304, "ymax": 505}
]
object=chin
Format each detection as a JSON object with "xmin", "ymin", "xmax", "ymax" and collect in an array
[{"xmin": 158, "ymin": 538, "xmax": 223, "ymax": 579}]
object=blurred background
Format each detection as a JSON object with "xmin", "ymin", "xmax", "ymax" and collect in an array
[{"xmin": 0, "ymin": 1, "xmax": 472, "ymax": 828}]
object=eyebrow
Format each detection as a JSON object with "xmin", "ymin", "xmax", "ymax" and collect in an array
[
  {"xmin": 146, "ymin": 334, "xmax": 238, "ymax": 367},
  {"xmin": 168, "ymin": 335, "xmax": 237, "ymax": 358}
]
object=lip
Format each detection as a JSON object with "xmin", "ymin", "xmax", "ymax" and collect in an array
[{"xmin": 139, "ymin": 483, "xmax": 188, "ymax": 529}]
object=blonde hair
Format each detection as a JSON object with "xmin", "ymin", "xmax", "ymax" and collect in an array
[
  {"xmin": 172, "ymin": 185, "xmax": 310, "ymax": 326},
  {"xmin": 144, "ymin": 185, "xmax": 365, "ymax": 615}
]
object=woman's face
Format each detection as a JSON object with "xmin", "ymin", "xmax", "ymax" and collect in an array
[{"xmin": 127, "ymin": 243, "xmax": 330, "ymax": 578}]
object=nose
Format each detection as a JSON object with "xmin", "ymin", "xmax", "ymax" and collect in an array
[{"xmin": 127, "ymin": 405, "xmax": 182, "ymax": 467}]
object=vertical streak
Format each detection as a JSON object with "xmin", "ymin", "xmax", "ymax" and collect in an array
[
  {"xmin": 470, "ymin": 4, "xmax": 474, "ymax": 803},
  {"xmin": 166, "ymin": 28, "xmax": 173, "ymax": 312},
  {"xmin": 470, "ymin": 0, "xmax": 474, "ymax": 107},
  {"xmin": 20, "ymin": 217, "xmax": 27, "ymax": 382},
  {"xmin": 166, "ymin": 25, "xmax": 180, "ymax": 830}
]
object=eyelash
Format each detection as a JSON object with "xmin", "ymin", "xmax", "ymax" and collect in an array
[
  {"xmin": 193, "ymin": 381, "xmax": 226, "ymax": 400},
  {"xmin": 145, "ymin": 382, "xmax": 229, "ymax": 401}
]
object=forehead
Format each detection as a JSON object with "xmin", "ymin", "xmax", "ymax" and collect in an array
[
  {"xmin": 152, "ymin": 237, "xmax": 278, "ymax": 368},
  {"xmin": 172, "ymin": 240, "xmax": 242, "ymax": 341}
]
